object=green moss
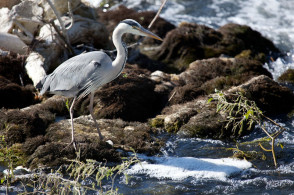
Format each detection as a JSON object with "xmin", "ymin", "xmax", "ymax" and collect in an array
[
  {"xmin": 203, "ymin": 47, "xmax": 221, "ymax": 58},
  {"xmin": 165, "ymin": 120, "xmax": 182, "ymax": 133},
  {"xmin": 235, "ymin": 50, "xmax": 266, "ymax": 63},
  {"xmin": 149, "ymin": 117, "xmax": 164, "ymax": 128},
  {"xmin": 235, "ymin": 50, "xmax": 252, "ymax": 59},
  {"xmin": 278, "ymin": 69, "xmax": 294, "ymax": 83},
  {"xmin": 0, "ymin": 143, "xmax": 27, "ymax": 168}
]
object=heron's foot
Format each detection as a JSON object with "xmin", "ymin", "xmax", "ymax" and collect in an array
[
  {"xmin": 98, "ymin": 134, "xmax": 104, "ymax": 141},
  {"xmin": 62, "ymin": 140, "xmax": 78, "ymax": 152}
]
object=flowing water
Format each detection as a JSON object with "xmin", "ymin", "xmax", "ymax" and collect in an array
[{"xmin": 3, "ymin": 0, "xmax": 294, "ymax": 194}]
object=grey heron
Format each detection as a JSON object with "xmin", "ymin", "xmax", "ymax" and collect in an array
[{"xmin": 37, "ymin": 19, "xmax": 163, "ymax": 149}]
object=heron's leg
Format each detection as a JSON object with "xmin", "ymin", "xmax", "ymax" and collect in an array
[
  {"xmin": 89, "ymin": 92, "xmax": 104, "ymax": 140},
  {"xmin": 69, "ymin": 97, "xmax": 77, "ymax": 150}
]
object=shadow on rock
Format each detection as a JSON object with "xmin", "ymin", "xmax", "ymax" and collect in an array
[{"xmin": 77, "ymin": 65, "xmax": 167, "ymax": 122}]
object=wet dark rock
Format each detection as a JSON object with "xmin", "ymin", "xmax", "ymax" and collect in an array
[
  {"xmin": 218, "ymin": 23, "xmax": 279, "ymax": 59},
  {"xmin": 150, "ymin": 22, "xmax": 280, "ymax": 73},
  {"xmin": 98, "ymin": 5, "xmax": 175, "ymax": 45},
  {"xmin": 0, "ymin": 51, "xmax": 32, "ymax": 85},
  {"xmin": 0, "ymin": 52, "xmax": 37, "ymax": 108},
  {"xmin": 1, "ymin": 107, "xmax": 55, "ymax": 145},
  {"xmin": 0, "ymin": 96, "xmax": 68, "ymax": 147},
  {"xmin": 153, "ymin": 75, "xmax": 293, "ymax": 139},
  {"xmin": 0, "ymin": 76, "xmax": 36, "ymax": 109},
  {"xmin": 22, "ymin": 135, "xmax": 47, "ymax": 155},
  {"xmin": 25, "ymin": 115, "xmax": 161, "ymax": 168},
  {"xmin": 278, "ymin": 69, "xmax": 294, "ymax": 84},
  {"xmin": 169, "ymin": 58, "xmax": 272, "ymax": 105},
  {"xmin": 77, "ymin": 65, "xmax": 166, "ymax": 122},
  {"xmin": 152, "ymin": 23, "xmax": 223, "ymax": 72},
  {"xmin": 26, "ymin": 141, "xmax": 120, "ymax": 168},
  {"xmin": 228, "ymin": 75, "xmax": 294, "ymax": 115}
]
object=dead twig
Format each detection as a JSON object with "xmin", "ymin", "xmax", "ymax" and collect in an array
[
  {"xmin": 45, "ymin": 0, "xmax": 74, "ymax": 54},
  {"xmin": 148, "ymin": 0, "xmax": 168, "ymax": 29}
]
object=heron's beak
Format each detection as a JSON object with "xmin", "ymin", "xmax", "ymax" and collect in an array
[{"xmin": 139, "ymin": 27, "xmax": 163, "ymax": 41}]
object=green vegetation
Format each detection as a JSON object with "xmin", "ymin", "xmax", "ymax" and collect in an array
[
  {"xmin": 210, "ymin": 90, "xmax": 288, "ymax": 167},
  {"xmin": 0, "ymin": 136, "xmax": 139, "ymax": 195},
  {"xmin": 21, "ymin": 152, "xmax": 139, "ymax": 194}
]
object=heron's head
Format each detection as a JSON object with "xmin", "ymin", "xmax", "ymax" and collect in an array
[{"xmin": 119, "ymin": 19, "xmax": 163, "ymax": 41}]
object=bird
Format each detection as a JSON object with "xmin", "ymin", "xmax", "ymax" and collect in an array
[{"xmin": 37, "ymin": 19, "xmax": 163, "ymax": 149}]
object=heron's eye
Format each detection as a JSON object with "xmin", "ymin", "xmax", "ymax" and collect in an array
[{"xmin": 132, "ymin": 26, "xmax": 139, "ymax": 30}]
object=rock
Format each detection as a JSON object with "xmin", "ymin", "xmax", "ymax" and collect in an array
[
  {"xmin": 228, "ymin": 75, "xmax": 294, "ymax": 115},
  {"xmin": 38, "ymin": 0, "xmax": 81, "ymax": 21},
  {"xmin": 0, "ymin": 32, "xmax": 28, "ymax": 54},
  {"xmin": 77, "ymin": 65, "xmax": 166, "ymax": 122},
  {"xmin": 0, "ymin": 8, "xmax": 13, "ymax": 33},
  {"xmin": 278, "ymin": 69, "xmax": 294, "ymax": 84},
  {"xmin": 218, "ymin": 23, "xmax": 279, "ymax": 59},
  {"xmin": 0, "ymin": 76, "xmax": 36, "ymax": 109},
  {"xmin": 25, "ymin": 115, "xmax": 161, "ymax": 168},
  {"xmin": 150, "ymin": 22, "xmax": 280, "ymax": 73},
  {"xmin": 0, "ymin": 51, "xmax": 32, "ymax": 85},
  {"xmin": 153, "ymin": 22, "xmax": 223, "ymax": 72},
  {"xmin": 169, "ymin": 58, "xmax": 272, "ymax": 105},
  {"xmin": 151, "ymin": 96, "xmax": 247, "ymax": 140},
  {"xmin": 0, "ymin": 95, "xmax": 67, "ymax": 145},
  {"xmin": 98, "ymin": 5, "xmax": 175, "ymax": 45},
  {"xmin": 154, "ymin": 100, "xmax": 200, "ymax": 133},
  {"xmin": 1, "ymin": 107, "xmax": 54, "ymax": 145},
  {"xmin": 0, "ymin": 0, "xmax": 21, "ymax": 9},
  {"xmin": 153, "ymin": 74, "xmax": 294, "ymax": 140},
  {"xmin": 9, "ymin": 1, "xmax": 43, "ymax": 44},
  {"xmin": 26, "ymin": 141, "xmax": 120, "ymax": 168}
]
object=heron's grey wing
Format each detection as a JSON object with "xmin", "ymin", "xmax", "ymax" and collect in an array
[{"xmin": 40, "ymin": 51, "xmax": 112, "ymax": 97}]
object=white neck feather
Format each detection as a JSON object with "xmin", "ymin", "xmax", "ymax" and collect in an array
[{"xmin": 112, "ymin": 26, "xmax": 127, "ymax": 70}]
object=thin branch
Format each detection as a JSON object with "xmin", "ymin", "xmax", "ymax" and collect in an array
[
  {"xmin": 258, "ymin": 142, "xmax": 271, "ymax": 152},
  {"xmin": 45, "ymin": 0, "xmax": 73, "ymax": 53},
  {"xmin": 66, "ymin": 0, "xmax": 74, "ymax": 30},
  {"xmin": 148, "ymin": 0, "xmax": 168, "ymax": 29},
  {"xmin": 258, "ymin": 124, "xmax": 273, "ymax": 139},
  {"xmin": 262, "ymin": 114, "xmax": 288, "ymax": 138},
  {"xmin": 271, "ymin": 139, "xmax": 277, "ymax": 167}
]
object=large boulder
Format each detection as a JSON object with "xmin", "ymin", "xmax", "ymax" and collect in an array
[
  {"xmin": 77, "ymin": 65, "xmax": 167, "ymax": 122},
  {"xmin": 168, "ymin": 58, "xmax": 272, "ymax": 105},
  {"xmin": 0, "ymin": 0, "xmax": 20, "ymax": 9},
  {"xmin": 152, "ymin": 75, "xmax": 294, "ymax": 139},
  {"xmin": 228, "ymin": 75, "xmax": 294, "ymax": 115},
  {"xmin": 278, "ymin": 69, "xmax": 294, "ymax": 84},
  {"xmin": 149, "ymin": 22, "xmax": 280, "ymax": 73}
]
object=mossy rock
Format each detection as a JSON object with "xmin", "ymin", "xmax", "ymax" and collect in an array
[
  {"xmin": 149, "ymin": 116, "xmax": 165, "ymax": 128},
  {"xmin": 235, "ymin": 50, "xmax": 266, "ymax": 63},
  {"xmin": 149, "ymin": 22, "xmax": 280, "ymax": 73},
  {"xmin": 278, "ymin": 69, "xmax": 294, "ymax": 83},
  {"xmin": 165, "ymin": 120, "xmax": 183, "ymax": 133}
]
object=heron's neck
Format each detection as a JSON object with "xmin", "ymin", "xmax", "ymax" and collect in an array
[{"xmin": 112, "ymin": 28, "xmax": 128, "ymax": 77}]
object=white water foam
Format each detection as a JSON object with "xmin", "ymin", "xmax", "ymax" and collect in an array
[
  {"xmin": 127, "ymin": 157, "xmax": 251, "ymax": 181},
  {"xmin": 264, "ymin": 50, "xmax": 294, "ymax": 80}
]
